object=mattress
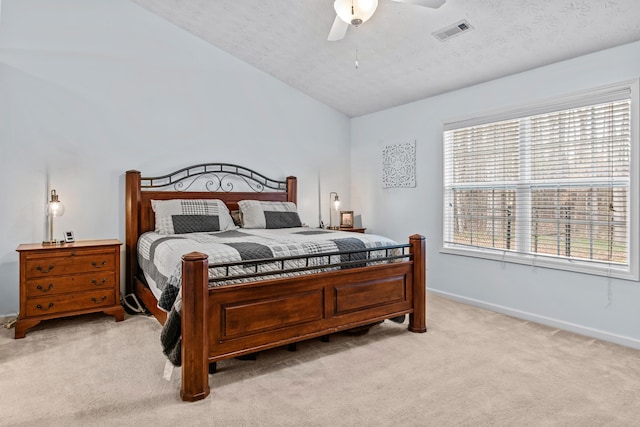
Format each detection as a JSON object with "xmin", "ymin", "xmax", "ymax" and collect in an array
[{"xmin": 137, "ymin": 227, "xmax": 400, "ymax": 312}]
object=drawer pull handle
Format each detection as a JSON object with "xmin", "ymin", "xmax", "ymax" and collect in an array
[
  {"xmin": 36, "ymin": 265, "xmax": 55, "ymax": 273},
  {"xmin": 91, "ymin": 296, "xmax": 107, "ymax": 304},
  {"xmin": 36, "ymin": 284, "xmax": 54, "ymax": 292},
  {"xmin": 36, "ymin": 303, "xmax": 54, "ymax": 311},
  {"xmin": 91, "ymin": 261, "xmax": 108, "ymax": 268},
  {"xmin": 91, "ymin": 278, "xmax": 107, "ymax": 286}
]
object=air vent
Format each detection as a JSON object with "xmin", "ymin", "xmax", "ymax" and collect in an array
[{"xmin": 433, "ymin": 19, "xmax": 474, "ymax": 42}]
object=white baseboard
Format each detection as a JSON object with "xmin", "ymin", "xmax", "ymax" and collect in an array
[
  {"xmin": 428, "ymin": 289, "xmax": 640, "ymax": 350},
  {"xmin": 1, "ymin": 312, "xmax": 18, "ymax": 322}
]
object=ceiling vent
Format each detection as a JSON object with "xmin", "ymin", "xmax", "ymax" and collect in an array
[{"xmin": 433, "ymin": 19, "xmax": 474, "ymax": 42}]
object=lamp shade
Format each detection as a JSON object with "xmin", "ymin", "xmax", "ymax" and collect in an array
[
  {"xmin": 334, "ymin": 0, "xmax": 378, "ymax": 26},
  {"xmin": 46, "ymin": 189, "xmax": 65, "ymax": 217}
]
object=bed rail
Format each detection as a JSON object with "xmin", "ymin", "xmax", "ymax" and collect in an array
[{"xmin": 207, "ymin": 244, "xmax": 412, "ymax": 283}]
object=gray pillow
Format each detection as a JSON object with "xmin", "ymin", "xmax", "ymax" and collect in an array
[
  {"xmin": 238, "ymin": 200, "xmax": 302, "ymax": 229},
  {"xmin": 151, "ymin": 199, "xmax": 236, "ymax": 234}
]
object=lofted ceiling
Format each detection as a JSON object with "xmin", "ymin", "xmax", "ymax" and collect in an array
[{"xmin": 132, "ymin": 0, "xmax": 640, "ymax": 117}]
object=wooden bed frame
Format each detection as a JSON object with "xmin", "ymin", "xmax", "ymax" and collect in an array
[{"xmin": 125, "ymin": 164, "xmax": 426, "ymax": 401}]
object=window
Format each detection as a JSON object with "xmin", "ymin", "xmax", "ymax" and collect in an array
[{"xmin": 443, "ymin": 82, "xmax": 639, "ymax": 280}]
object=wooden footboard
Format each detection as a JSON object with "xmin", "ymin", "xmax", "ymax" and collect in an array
[{"xmin": 180, "ymin": 234, "xmax": 426, "ymax": 401}]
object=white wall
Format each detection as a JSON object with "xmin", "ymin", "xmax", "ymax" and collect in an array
[
  {"xmin": 0, "ymin": 0, "xmax": 351, "ymax": 316},
  {"xmin": 351, "ymin": 40, "xmax": 640, "ymax": 348},
  {"xmin": 4, "ymin": 1, "xmax": 639, "ymax": 350}
]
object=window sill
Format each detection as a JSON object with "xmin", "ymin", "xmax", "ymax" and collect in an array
[{"xmin": 440, "ymin": 245, "xmax": 638, "ymax": 281}]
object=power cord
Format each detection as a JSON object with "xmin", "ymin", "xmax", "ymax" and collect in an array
[{"xmin": 121, "ymin": 293, "xmax": 149, "ymax": 315}]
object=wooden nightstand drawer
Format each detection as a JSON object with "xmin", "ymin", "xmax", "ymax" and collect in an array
[
  {"xmin": 25, "ymin": 290, "xmax": 116, "ymax": 317},
  {"xmin": 24, "ymin": 251, "xmax": 116, "ymax": 278},
  {"xmin": 25, "ymin": 272, "xmax": 116, "ymax": 298},
  {"xmin": 16, "ymin": 239, "xmax": 125, "ymax": 338}
]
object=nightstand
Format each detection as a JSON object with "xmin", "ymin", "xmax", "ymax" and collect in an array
[
  {"xmin": 339, "ymin": 227, "xmax": 366, "ymax": 233},
  {"xmin": 15, "ymin": 239, "xmax": 124, "ymax": 338}
]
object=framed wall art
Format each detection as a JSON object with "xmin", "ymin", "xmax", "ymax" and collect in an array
[{"xmin": 382, "ymin": 140, "xmax": 416, "ymax": 188}]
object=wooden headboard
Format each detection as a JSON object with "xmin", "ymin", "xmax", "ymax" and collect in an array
[{"xmin": 125, "ymin": 164, "xmax": 297, "ymax": 295}]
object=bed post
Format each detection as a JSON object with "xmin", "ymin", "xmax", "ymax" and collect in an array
[
  {"xmin": 180, "ymin": 252, "xmax": 210, "ymax": 402},
  {"xmin": 125, "ymin": 170, "xmax": 141, "ymax": 296},
  {"xmin": 286, "ymin": 176, "xmax": 297, "ymax": 205},
  {"xmin": 408, "ymin": 234, "xmax": 427, "ymax": 333}
]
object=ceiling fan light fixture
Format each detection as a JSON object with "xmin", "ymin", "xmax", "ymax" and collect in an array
[{"xmin": 334, "ymin": 0, "xmax": 379, "ymax": 26}]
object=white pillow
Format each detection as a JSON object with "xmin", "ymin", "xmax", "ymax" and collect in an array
[
  {"xmin": 151, "ymin": 199, "xmax": 236, "ymax": 234},
  {"xmin": 238, "ymin": 200, "xmax": 302, "ymax": 229}
]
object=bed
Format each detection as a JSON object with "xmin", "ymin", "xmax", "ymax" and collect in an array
[{"xmin": 125, "ymin": 163, "xmax": 426, "ymax": 401}]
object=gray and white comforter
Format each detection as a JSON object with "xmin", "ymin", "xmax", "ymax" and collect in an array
[
  {"xmin": 139, "ymin": 227, "xmax": 399, "ymax": 312},
  {"xmin": 139, "ymin": 227, "xmax": 400, "ymax": 365}
]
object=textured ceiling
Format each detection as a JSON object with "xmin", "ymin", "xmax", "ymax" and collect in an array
[{"xmin": 132, "ymin": 0, "xmax": 640, "ymax": 117}]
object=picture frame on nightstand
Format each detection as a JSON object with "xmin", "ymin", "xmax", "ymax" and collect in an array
[{"xmin": 339, "ymin": 211, "xmax": 354, "ymax": 228}]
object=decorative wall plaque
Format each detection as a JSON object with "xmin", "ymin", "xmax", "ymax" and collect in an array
[{"xmin": 382, "ymin": 141, "xmax": 416, "ymax": 188}]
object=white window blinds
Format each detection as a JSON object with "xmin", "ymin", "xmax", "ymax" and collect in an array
[{"xmin": 443, "ymin": 83, "xmax": 637, "ymax": 279}]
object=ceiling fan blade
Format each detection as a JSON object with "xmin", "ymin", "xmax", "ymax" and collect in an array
[
  {"xmin": 328, "ymin": 15, "xmax": 349, "ymax": 41},
  {"xmin": 391, "ymin": 0, "xmax": 446, "ymax": 8}
]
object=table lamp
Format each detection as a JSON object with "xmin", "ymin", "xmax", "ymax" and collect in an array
[
  {"xmin": 43, "ymin": 189, "xmax": 65, "ymax": 245},
  {"xmin": 329, "ymin": 191, "xmax": 340, "ymax": 229}
]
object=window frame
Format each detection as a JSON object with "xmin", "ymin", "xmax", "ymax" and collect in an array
[{"xmin": 441, "ymin": 80, "xmax": 639, "ymax": 281}]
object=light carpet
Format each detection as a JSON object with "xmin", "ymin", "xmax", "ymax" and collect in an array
[{"xmin": 1, "ymin": 294, "xmax": 639, "ymax": 426}]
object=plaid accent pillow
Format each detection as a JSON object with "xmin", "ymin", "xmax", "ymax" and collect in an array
[
  {"xmin": 238, "ymin": 200, "xmax": 302, "ymax": 229},
  {"xmin": 151, "ymin": 199, "xmax": 236, "ymax": 234}
]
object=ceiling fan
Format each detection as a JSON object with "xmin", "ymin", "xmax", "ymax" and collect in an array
[{"xmin": 328, "ymin": 0, "xmax": 446, "ymax": 41}]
